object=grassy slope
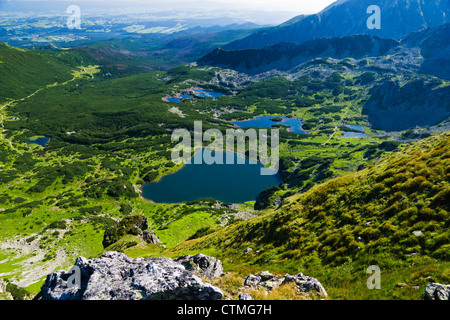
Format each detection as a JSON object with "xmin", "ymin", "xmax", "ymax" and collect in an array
[
  {"xmin": 166, "ymin": 131, "xmax": 450, "ymax": 299},
  {"xmin": 0, "ymin": 42, "xmax": 81, "ymax": 102}
]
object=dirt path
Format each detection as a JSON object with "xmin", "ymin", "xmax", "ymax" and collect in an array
[{"xmin": 322, "ymin": 108, "xmax": 350, "ymax": 146}]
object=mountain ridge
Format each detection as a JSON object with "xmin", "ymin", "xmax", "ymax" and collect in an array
[
  {"xmin": 224, "ymin": 0, "xmax": 450, "ymax": 50},
  {"xmin": 199, "ymin": 35, "xmax": 400, "ymax": 74},
  {"xmin": 199, "ymin": 22, "xmax": 450, "ymax": 81}
]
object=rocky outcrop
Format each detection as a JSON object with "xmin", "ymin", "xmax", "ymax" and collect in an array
[
  {"xmin": 38, "ymin": 252, "xmax": 223, "ymax": 300},
  {"xmin": 244, "ymin": 271, "xmax": 327, "ymax": 298},
  {"xmin": 175, "ymin": 254, "xmax": 223, "ymax": 280},
  {"xmin": 425, "ymin": 283, "xmax": 450, "ymax": 300},
  {"xmin": 0, "ymin": 279, "xmax": 13, "ymax": 300},
  {"xmin": 142, "ymin": 230, "xmax": 162, "ymax": 245},
  {"xmin": 103, "ymin": 215, "xmax": 162, "ymax": 248}
]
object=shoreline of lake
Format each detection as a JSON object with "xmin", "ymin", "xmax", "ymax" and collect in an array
[{"xmin": 140, "ymin": 149, "xmax": 281, "ymax": 204}]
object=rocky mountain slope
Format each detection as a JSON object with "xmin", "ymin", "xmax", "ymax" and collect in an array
[
  {"xmin": 403, "ymin": 22, "xmax": 450, "ymax": 80},
  {"xmin": 200, "ymin": 35, "xmax": 399, "ymax": 74},
  {"xmin": 200, "ymin": 23, "xmax": 450, "ymax": 81},
  {"xmin": 224, "ymin": 0, "xmax": 450, "ymax": 50},
  {"xmin": 37, "ymin": 251, "xmax": 329, "ymax": 300}
]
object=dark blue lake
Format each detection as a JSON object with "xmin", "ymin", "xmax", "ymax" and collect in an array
[
  {"xmin": 232, "ymin": 116, "xmax": 306, "ymax": 134},
  {"xmin": 27, "ymin": 137, "xmax": 51, "ymax": 147},
  {"xmin": 141, "ymin": 150, "xmax": 281, "ymax": 204}
]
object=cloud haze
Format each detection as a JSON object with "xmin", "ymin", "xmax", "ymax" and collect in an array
[{"xmin": 0, "ymin": 0, "xmax": 337, "ymax": 14}]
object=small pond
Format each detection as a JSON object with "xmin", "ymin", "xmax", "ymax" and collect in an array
[
  {"xmin": 232, "ymin": 116, "xmax": 306, "ymax": 134},
  {"xmin": 28, "ymin": 137, "xmax": 51, "ymax": 147}
]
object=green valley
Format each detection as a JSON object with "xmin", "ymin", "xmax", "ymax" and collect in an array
[{"xmin": 0, "ymin": 0, "xmax": 449, "ymax": 302}]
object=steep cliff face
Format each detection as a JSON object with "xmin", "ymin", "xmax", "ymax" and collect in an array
[{"xmin": 224, "ymin": 0, "xmax": 450, "ymax": 50}]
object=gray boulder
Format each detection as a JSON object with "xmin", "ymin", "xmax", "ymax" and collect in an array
[
  {"xmin": 175, "ymin": 254, "xmax": 224, "ymax": 280},
  {"xmin": 425, "ymin": 283, "xmax": 450, "ymax": 300},
  {"xmin": 39, "ymin": 252, "xmax": 223, "ymax": 300},
  {"xmin": 239, "ymin": 293, "xmax": 254, "ymax": 300},
  {"xmin": 284, "ymin": 273, "xmax": 328, "ymax": 298},
  {"xmin": 244, "ymin": 271, "xmax": 284, "ymax": 290},
  {"xmin": 244, "ymin": 274, "xmax": 262, "ymax": 287}
]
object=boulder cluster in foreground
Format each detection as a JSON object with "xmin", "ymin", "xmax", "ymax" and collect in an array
[
  {"xmin": 36, "ymin": 251, "xmax": 450, "ymax": 301},
  {"xmin": 38, "ymin": 252, "xmax": 224, "ymax": 300}
]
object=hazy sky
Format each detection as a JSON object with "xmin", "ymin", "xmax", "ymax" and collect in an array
[
  {"xmin": 0, "ymin": 0, "xmax": 338, "ymax": 14},
  {"xmin": 202, "ymin": 0, "xmax": 336, "ymax": 13}
]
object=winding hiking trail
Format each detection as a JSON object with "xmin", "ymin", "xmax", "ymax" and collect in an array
[
  {"xmin": 0, "ymin": 88, "xmax": 44, "ymax": 155},
  {"xmin": 0, "ymin": 66, "xmax": 99, "ymax": 155},
  {"xmin": 322, "ymin": 108, "xmax": 349, "ymax": 146}
]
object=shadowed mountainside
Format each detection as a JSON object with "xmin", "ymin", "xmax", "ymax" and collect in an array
[{"xmin": 224, "ymin": 0, "xmax": 450, "ymax": 50}]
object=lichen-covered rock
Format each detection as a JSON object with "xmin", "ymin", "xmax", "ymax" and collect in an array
[
  {"xmin": 425, "ymin": 283, "xmax": 450, "ymax": 300},
  {"xmin": 38, "ymin": 252, "xmax": 223, "ymax": 300},
  {"xmin": 175, "ymin": 254, "xmax": 223, "ymax": 280}
]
